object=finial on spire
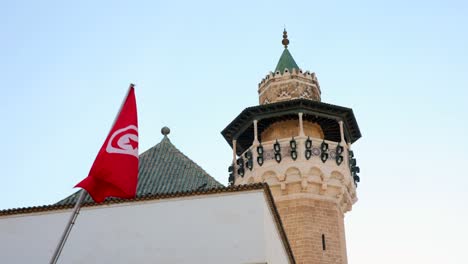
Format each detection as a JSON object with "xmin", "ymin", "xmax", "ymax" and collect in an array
[
  {"xmin": 161, "ymin": 126, "xmax": 170, "ymax": 136},
  {"xmin": 282, "ymin": 28, "xmax": 289, "ymax": 49}
]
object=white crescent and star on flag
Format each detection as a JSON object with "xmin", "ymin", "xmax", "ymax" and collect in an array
[{"xmin": 106, "ymin": 125, "xmax": 139, "ymax": 158}]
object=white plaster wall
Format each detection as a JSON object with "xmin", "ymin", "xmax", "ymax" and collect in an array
[{"xmin": 0, "ymin": 190, "xmax": 290, "ymax": 264}]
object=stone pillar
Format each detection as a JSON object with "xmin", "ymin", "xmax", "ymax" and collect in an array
[
  {"xmin": 253, "ymin": 120, "xmax": 259, "ymax": 145},
  {"xmin": 338, "ymin": 120, "xmax": 346, "ymax": 145},
  {"xmin": 298, "ymin": 112, "xmax": 305, "ymax": 137},
  {"xmin": 232, "ymin": 139, "xmax": 237, "ymax": 176}
]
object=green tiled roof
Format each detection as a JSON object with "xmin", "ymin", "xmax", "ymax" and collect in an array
[
  {"xmin": 275, "ymin": 48, "xmax": 299, "ymax": 74},
  {"xmin": 57, "ymin": 136, "xmax": 223, "ymax": 205}
]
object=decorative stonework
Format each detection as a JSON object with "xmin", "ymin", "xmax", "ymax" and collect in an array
[
  {"xmin": 258, "ymin": 68, "xmax": 321, "ymax": 104},
  {"xmin": 234, "ymin": 136, "xmax": 357, "ymax": 213}
]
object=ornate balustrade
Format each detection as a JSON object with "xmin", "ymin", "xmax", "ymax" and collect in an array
[
  {"xmin": 234, "ymin": 136, "xmax": 351, "ymax": 180},
  {"xmin": 229, "ymin": 136, "xmax": 359, "ymax": 212}
]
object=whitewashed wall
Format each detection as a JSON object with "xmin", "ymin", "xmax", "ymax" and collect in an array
[{"xmin": 0, "ymin": 190, "xmax": 291, "ymax": 264}]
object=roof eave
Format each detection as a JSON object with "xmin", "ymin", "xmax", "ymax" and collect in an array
[{"xmin": 221, "ymin": 99, "xmax": 361, "ymax": 151}]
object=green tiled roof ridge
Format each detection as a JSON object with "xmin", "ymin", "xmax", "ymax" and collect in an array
[
  {"xmin": 56, "ymin": 136, "xmax": 223, "ymax": 205},
  {"xmin": 275, "ymin": 48, "xmax": 299, "ymax": 73}
]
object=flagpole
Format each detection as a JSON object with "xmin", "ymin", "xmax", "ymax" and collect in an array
[
  {"xmin": 50, "ymin": 83, "xmax": 136, "ymax": 263},
  {"xmin": 49, "ymin": 189, "xmax": 86, "ymax": 264}
]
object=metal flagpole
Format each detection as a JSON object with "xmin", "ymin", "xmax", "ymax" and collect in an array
[
  {"xmin": 49, "ymin": 83, "xmax": 135, "ymax": 263},
  {"xmin": 49, "ymin": 189, "xmax": 86, "ymax": 264}
]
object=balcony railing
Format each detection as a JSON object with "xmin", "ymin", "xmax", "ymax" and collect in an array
[{"xmin": 230, "ymin": 136, "xmax": 360, "ymax": 186}]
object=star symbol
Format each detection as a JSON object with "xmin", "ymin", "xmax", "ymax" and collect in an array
[{"xmin": 127, "ymin": 136, "xmax": 138, "ymax": 149}]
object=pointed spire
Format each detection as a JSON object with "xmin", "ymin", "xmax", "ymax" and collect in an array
[{"xmin": 275, "ymin": 29, "xmax": 299, "ymax": 73}]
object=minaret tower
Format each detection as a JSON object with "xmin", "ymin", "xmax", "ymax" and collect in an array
[{"xmin": 222, "ymin": 30, "xmax": 362, "ymax": 264}]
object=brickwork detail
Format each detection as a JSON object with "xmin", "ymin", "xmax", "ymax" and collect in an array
[{"xmin": 274, "ymin": 196, "xmax": 347, "ymax": 264}]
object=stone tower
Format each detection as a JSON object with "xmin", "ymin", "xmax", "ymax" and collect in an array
[{"xmin": 222, "ymin": 30, "xmax": 362, "ymax": 264}]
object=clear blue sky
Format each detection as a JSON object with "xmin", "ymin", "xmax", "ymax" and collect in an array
[{"xmin": 1, "ymin": 1, "xmax": 467, "ymax": 263}]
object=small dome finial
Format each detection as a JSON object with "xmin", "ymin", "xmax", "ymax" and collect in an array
[
  {"xmin": 282, "ymin": 28, "xmax": 289, "ymax": 48},
  {"xmin": 161, "ymin": 126, "xmax": 170, "ymax": 136}
]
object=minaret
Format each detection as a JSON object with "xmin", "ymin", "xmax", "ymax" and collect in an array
[{"xmin": 222, "ymin": 30, "xmax": 362, "ymax": 264}]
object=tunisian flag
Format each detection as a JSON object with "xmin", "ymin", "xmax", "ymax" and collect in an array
[{"xmin": 76, "ymin": 85, "xmax": 138, "ymax": 203}]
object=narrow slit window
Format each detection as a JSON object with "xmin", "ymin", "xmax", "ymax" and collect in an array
[{"xmin": 322, "ymin": 234, "xmax": 326, "ymax": 250}]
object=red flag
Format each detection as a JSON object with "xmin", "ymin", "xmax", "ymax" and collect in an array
[{"xmin": 76, "ymin": 85, "xmax": 138, "ymax": 203}]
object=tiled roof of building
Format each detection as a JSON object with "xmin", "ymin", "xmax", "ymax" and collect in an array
[
  {"xmin": 56, "ymin": 135, "xmax": 223, "ymax": 205},
  {"xmin": 275, "ymin": 48, "xmax": 299, "ymax": 74}
]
